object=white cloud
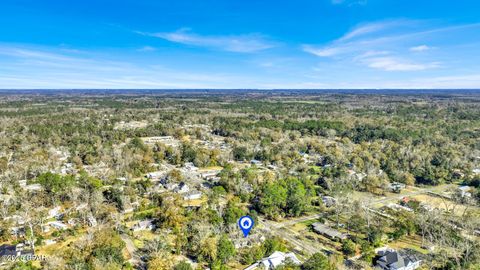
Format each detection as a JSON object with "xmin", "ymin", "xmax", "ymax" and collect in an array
[
  {"xmin": 302, "ymin": 20, "xmax": 418, "ymax": 58},
  {"xmin": 301, "ymin": 20, "xmax": 476, "ymax": 72},
  {"xmin": 137, "ymin": 46, "xmax": 156, "ymax": 52},
  {"xmin": 142, "ymin": 28, "xmax": 276, "ymax": 53},
  {"xmin": 409, "ymin": 45, "xmax": 431, "ymax": 52},
  {"xmin": 362, "ymin": 56, "xmax": 440, "ymax": 71},
  {"xmin": 0, "ymin": 44, "xmax": 253, "ymax": 88},
  {"xmin": 302, "ymin": 45, "xmax": 344, "ymax": 57},
  {"xmin": 338, "ymin": 21, "xmax": 401, "ymax": 41},
  {"xmin": 351, "ymin": 50, "xmax": 439, "ymax": 71}
]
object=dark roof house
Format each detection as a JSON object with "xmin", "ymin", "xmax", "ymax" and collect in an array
[
  {"xmin": 312, "ymin": 222, "xmax": 347, "ymax": 240},
  {"xmin": 0, "ymin": 244, "xmax": 34, "ymax": 257},
  {"xmin": 375, "ymin": 249, "xmax": 421, "ymax": 270}
]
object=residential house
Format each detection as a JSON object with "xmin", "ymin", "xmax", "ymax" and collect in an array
[
  {"xmin": 387, "ymin": 203, "xmax": 413, "ymax": 212},
  {"xmin": 5, "ymin": 215, "xmax": 25, "ymax": 226},
  {"xmin": 141, "ymin": 136, "xmax": 178, "ymax": 147},
  {"xmin": 458, "ymin": 186, "xmax": 472, "ymax": 198},
  {"xmin": 250, "ymin": 159, "xmax": 262, "ymax": 166},
  {"xmin": 87, "ymin": 215, "xmax": 98, "ymax": 227},
  {"xmin": 244, "ymin": 251, "xmax": 301, "ymax": 270},
  {"xmin": 312, "ymin": 222, "xmax": 348, "ymax": 241},
  {"xmin": 116, "ymin": 177, "xmax": 128, "ymax": 182},
  {"xmin": 48, "ymin": 206, "xmax": 62, "ymax": 219},
  {"xmin": 131, "ymin": 219, "xmax": 155, "ymax": 232},
  {"xmin": 184, "ymin": 162, "xmax": 198, "ymax": 171},
  {"xmin": 44, "ymin": 239, "xmax": 57, "ymax": 246},
  {"xmin": 47, "ymin": 221, "xmax": 68, "ymax": 230},
  {"xmin": 200, "ymin": 169, "xmax": 222, "ymax": 181},
  {"xmin": 184, "ymin": 190, "xmax": 202, "ymax": 201},
  {"xmin": 267, "ymin": 164, "xmax": 278, "ymax": 170},
  {"xmin": 164, "ymin": 182, "xmax": 179, "ymax": 191},
  {"xmin": 147, "ymin": 171, "xmax": 164, "ymax": 181},
  {"xmin": 322, "ymin": 196, "xmax": 337, "ymax": 207},
  {"xmin": 241, "ymin": 183, "xmax": 254, "ymax": 193},
  {"xmin": 18, "ymin": 180, "xmax": 27, "ymax": 188},
  {"xmin": 10, "ymin": 227, "xmax": 26, "ymax": 237},
  {"xmin": 25, "ymin": 183, "xmax": 42, "ymax": 192},
  {"xmin": 60, "ymin": 163, "xmax": 75, "ymax": 175},
  {"xmin": 374, "ymin": 249, "xmax": 421, "ymax": 270},
  {"xmin": 67, "ymin": 218, "xmax": 78, "ymax": 226},
  {"xmin": 0, "ymin": 243, "xmax": 34, "ymax": 257},
  {"xmin": 174, "ymin": 182, "xmax": 190, "ymax": 194},
  {"xmin": 388, "ymin": 182, "xmax": 406, "ymax": 193}
]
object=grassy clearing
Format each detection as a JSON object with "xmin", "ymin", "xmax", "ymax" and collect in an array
[
  {"xmin": 388, "ymin": 235, "xmax": 429, "ymax": 255},
  {"xmin": 198, "ymin": 166, "xmax": 223, "ymax": 171},
  {"xmin": 412, "ymin": 194, "xmax": 480, "ymax": 217}
]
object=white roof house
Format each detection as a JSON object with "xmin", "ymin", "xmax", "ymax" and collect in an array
[
  {"xmin": 174, "ymin": 182, "xmax": 190, "ymax": 194},
  {"xmin": 164, "ymin": 182, "xmax": 179, "ymax": 191},
  {"xmin": 250, "ymin": 159, "xmax": 263, "ymax": 166},
  {"xmin": 244, "ymin": 251, "xmax": 301, "ymax": 270},
  {"xmin": 48, "ymin": 206, "xmax": 61, "ymax": 219},
  {"xmin": 184, "ymin": 162, "xmax": 198, "ymax": 171},
  {"xmin": 183, "ymin": 190, "xmax": 202, "ymax": 201},
  {"xmin": 47, "ymin": 221, "xmax": 68, "ymax": 230},
  {"xmin": 200, "ymin": 169, "xmax": 222, "ymax": 180},
  {"xmin": 146, "ymin": 171, "xmax": 164, "ymax": 180},
  {"xmin": 458, "ymin": 186, "xmax": 472, "ymax": 198},
  {"xmin": 87, "ymin": 215, "xmax": 98, "ymax": 227},
  {"xmin": 44, "ymin": 239, "xmax": 57, "ymax": 246},
  {"xmin": 25, "ymin": 184, "xmax": 42, "ymax": 191},
  {"xmin": 131, "ymin": 219, "xmax": 155, "ymax": 232}
]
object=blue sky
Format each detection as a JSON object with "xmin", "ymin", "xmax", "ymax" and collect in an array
[{"xmin": 1, "ymin": 0, "xmax": 480, "ymax": 89}]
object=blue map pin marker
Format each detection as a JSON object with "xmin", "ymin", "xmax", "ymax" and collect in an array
[{"xmin": 238, "ymin": 216, "xmax": 254, "ymax": 237}]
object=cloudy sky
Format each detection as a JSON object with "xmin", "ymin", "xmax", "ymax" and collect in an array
[{"xmin": 1, "ymin": 0, "xmax": 480, "ymax": 89}]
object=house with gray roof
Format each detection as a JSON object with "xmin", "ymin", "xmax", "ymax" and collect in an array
[
  {"xmin": 375, "ymin": 249, "xmax": 421, "ymax": 270},
  {"xmin": 312, "ymin": 222, "xmax": 347, "ymax": 241}
]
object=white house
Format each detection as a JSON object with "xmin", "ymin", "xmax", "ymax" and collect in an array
[
  {"xmin": 18, "ymin": 180, "xmax": 27, "ymax": 187},
  {"xmin": 458, "ymin": 186, "xmax": 472, "ymax": 198},
  {"xmin": 200, "ymin": 169, "xmax": 222, "ymax": 180},
  {"xmin": 47, "ymin": 221, "xmax": 68, "ymax": 230},
  {"xmin": 164, "ymin": 182, "xmax": 179, "ymax": 191},
  {"xmin": 131, "ymin": 219, "xmax": 155, "ymax": 232},
  {"xmin": 184, "ymin": 162, "xmax": 198, "ymax": 171},
  {"xmin": 87, "ymin": 215, "xmax": 98, "ymax": 227},
  {"xmin": 44, "ymin": 239, "xmax": 57, "ymax": 246},
  {"xmin": 322, "ymin": 196, "xmax": 337, "ymax": 207},
  {"xmin": 174, "ymin": 182, "xmax": 190, "ymax": 194},
  {"xmin": 147, "ymin": 171, "xmax": 164, "ymax": 181},
  {"xmin": 388, "ymin": 182, "xmax": 406, "ymax": 193},
  {"xmin": 25, "ymin": 184, "xmax": 42, "ymax": 192},
  {"xmin": 184, "ymin": 190, "xmax": 202, "ymax": 201},
  {"xmin": 116, "ymin": 177, "xmax": 128, "ymax": 182},
  {"xmin": 48, "ymin": 206, "xmax": 61, "ymax": 219},
  {"xmin": 250, "ymin": 159, "xmax": 262, "ymax": 166},
  {"xmin": 244, "ymin": 251, "xmax": 301, "ymax": 270}
]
